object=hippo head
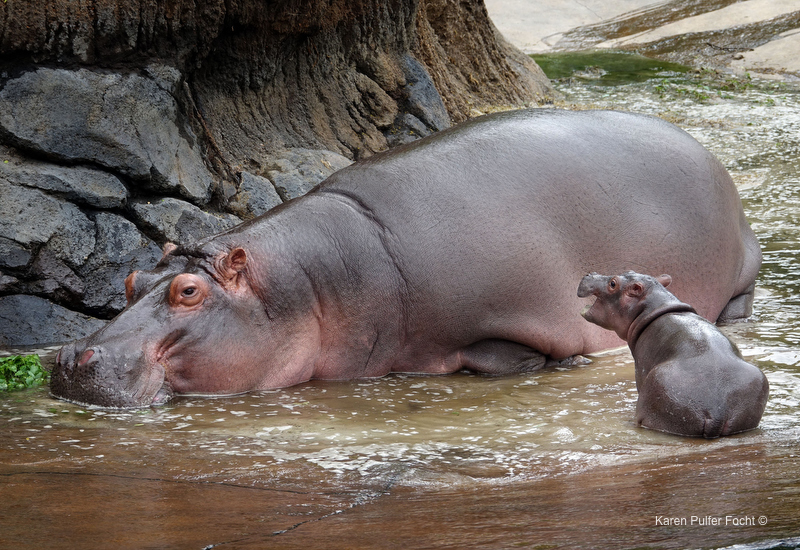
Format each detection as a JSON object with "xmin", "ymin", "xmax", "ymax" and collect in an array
[
  {"xmin": 51, "ymin": 244, "xmax": 279, "ymax": 408},
  {"xmin": 577, "ymin": 271, "xmax": 673, "ymax": 341}
]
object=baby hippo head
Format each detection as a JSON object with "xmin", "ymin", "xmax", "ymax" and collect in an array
[{"xmin": 577, "ymin": 271, "xmax": 673, "ymax": 340}]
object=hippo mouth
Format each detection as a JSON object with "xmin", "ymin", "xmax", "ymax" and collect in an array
[
  {"xmin": 580, "ymin": 296, "xmax": 603, "ymax": 325},
  {"xmin": 580, "ymin": 295, "xmax": 596, "ymax": 317},
  {"xmin": 51, "ymin": 344, "xmax": 174, "ymax": 408},
  {"xmin": 133, "ymin": 362, "xmax": 173, "ymax": 407},
  {"xmin": 577, "ymin": 274, "xmax": 604, "ymax": 322}
]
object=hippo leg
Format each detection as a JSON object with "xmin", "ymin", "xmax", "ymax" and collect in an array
[
  {"xmin": 717, "ymin": 283, "xmax": 756, "ymax": 323},
  {"xmin": 635, "ymin": 362, "xmax": 708, "ymax": 437},
  {"xmin": 459, "ymin": 339, "xmax": 546, "ymax": 374}
]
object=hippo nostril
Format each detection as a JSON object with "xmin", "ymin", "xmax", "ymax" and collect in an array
[{"xmin": 77, "ymin": 349, "xmax": 96, "ymax": 368}]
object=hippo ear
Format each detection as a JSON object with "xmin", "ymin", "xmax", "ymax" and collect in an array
[
  {"xmin": 627, "ymin": 282, "xmax": 645, "ymax": 297},
  {"xmin": 162, "ymin": 242, "xmax": 178, "ymax": 260},
  {"xmin": 657, "ymin": 274, "xmax": 672, "ymax": 288},
  {"xmin": 156, "ymin": 242, "xmax": 178, "ymax": 267},
  {"xmin": 217, "ymin": 247, "xmax": 248, "ymax": 283}
]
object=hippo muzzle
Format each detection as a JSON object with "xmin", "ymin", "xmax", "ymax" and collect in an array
[
  {"xmin": 577, "ymin": 272, "xmax": 609, "ymax": 321},
  {"xmin": 52, "ymin": 339, "xmax": 172, "ymax": 408}
]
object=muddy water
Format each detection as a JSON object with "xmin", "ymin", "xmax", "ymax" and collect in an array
[{"xmin": 3, "ymin": 56, "xmax": 800, "ymax": 549}]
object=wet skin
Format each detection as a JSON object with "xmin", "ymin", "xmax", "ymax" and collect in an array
[
  {"xmin": 578, "ymin": 271, "xmax": 769, "ymax": 438},
  {"xmin": 52, "ymin": 109, "xmax": 761, "ymax": 407}
]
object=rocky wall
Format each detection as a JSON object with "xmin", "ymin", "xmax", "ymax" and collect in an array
[
  {"xmin": 0, "ymin": 0, "xmax": 554, "ymax": 347},
  {"xmin": 0, "ymin": 64, "xmax": 353, "ymax": 346}
]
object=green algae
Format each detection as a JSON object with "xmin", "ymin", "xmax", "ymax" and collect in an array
[{"xmin": 531, "ymin": 50, "xmax": 689, "ymax": 84}]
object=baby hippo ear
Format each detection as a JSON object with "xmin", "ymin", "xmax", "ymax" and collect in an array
[
  {"xmin": 627, "ymin": 282, "xmax": 645, "ymax": 297},
  {"xmin": 216, "ymin": 247, "xmax": 248, "ymax": 284},
  {"xmin": 656, "ymin": 274, "xmax": 673, "ymax": 288}
]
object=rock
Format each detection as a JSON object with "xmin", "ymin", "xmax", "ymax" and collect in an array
[
  {"xmin": 398, "ymin": 54, "xmax": 451, "ymax": 133},
  {"xmin": 229, "ymin": 172, "xmax": 284, "ymax": 218},
  {"xmin": 0, "ymin": 159, "xmax": 128, "ymax": 209},
  {"xmin": 0, "ymin": 274, "xmax": 18, "ymax": 293},
  {"xmin": 0, "ymin": 294, "xmax": 106, "ymax": 347},
  {"xmin": 0, "ymin": 236, "xmax": 32, "ymax": 270},
  {"xmin": 0, "ymin": 179, "xmax": 95, "ymax": 269},
  {"xmin": 27, "ymin": 248, "xmax": 85, "ymax": 306},
  {"xmin": 386, "ymin": 113, "xmax": 433, "ymax": 147},
  {"xmin": 145, "ymin": 63, "xmax": 184, "ymax": 94},
  {"xmin": 130, "ymin": 198, "xmax": 242, "ymax": 245},
  {"xmin": 78, "ymin": 213, "xmax": 163, "ymax": 314},
  {"xmin": 265, "ymin": 148, "xmax": 352, "ymax": 201},
  {"xmin": 0, "ymin": 67, "xmax": 215, "ymax": 204}
]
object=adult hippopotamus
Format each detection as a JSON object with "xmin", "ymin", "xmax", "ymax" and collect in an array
[
  {"xmin": 578, "ymin": 271, "xmax": 768, "ymax": 438},
  {"xmin": 51, "ymin": 109, "xmax": 761, "ymax": 408}
]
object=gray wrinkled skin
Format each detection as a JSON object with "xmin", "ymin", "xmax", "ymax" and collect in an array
[
  {"xmin": 52, "ymin": 109, "xmax": 761, "ymax": 408},
  {"xmin": 578, "ymin": 271, "xmax": 769, "ymax": 438}
]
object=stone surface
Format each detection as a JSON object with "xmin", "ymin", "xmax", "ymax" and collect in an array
[
  {"xmin": 27, "ymin": 248, "xmax": 85, "ymax": 307},
  {"xmin": 130, "ymin": 198, "xmax": 242, "ymax": 245},
  {"xmin": 0, "ymin": 159, "xmax": 128, "ymax": 209},
  {"xmin": 228, "ymin": 172, "xmax": 284, "ymax": 219},
  {"xmin": 0, "ymin": 179, "xmax": 95, "ymax": 269},
  {"xmin": 731, "ymin": 28, "xmax": 800, "ymax": 76},
  {"xmin": 484, "ymin": 0, "xmax": 663, "ymax": 52},
  {"xmin": 0, "ymin": 274, "xmax": 18, "ymax": 293},
  {"xmin": 78, "ymin": 213, "xmax": 163, "ymax": 315},
  {"xmin": 0, "ymin": 294, "xmax": 106, "ymax": 347},
  {"xmin": 398, "ymin": 54, "xmax": 451, "ymax": 133},
  {"xmin": 265, "ymin": 149, "xmax": 353, "ymax": 201},
  {"xmin": 0, "ymin": 237, "xmax": 32, "ymax": 270},
  {"xmin": 387, "ymin": 113, "xmax": 433, "ymax": 147},
  {"xmin": 0, "ymin": 67, "xmax": 215, "ymax": 203},
  {"xmin": 596, "ymin": 0, "xmax": 800, "ymax": 49}
]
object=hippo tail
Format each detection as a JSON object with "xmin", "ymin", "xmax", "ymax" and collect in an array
[{"xmin": 701, "ymin": 415, "xmax": 727, "ymax": 439}]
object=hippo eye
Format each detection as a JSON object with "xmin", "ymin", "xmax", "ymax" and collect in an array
[
  {"xmin": 609, "ymin": 279, "xmax": 617, "ymax": 290},
  {"xmin": 169, "ymin": 274, "xmax": 208, "ymax": 308}
]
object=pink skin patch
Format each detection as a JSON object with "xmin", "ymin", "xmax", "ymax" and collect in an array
[{"xmin": 77, "ymin": 349, "xmax": 94, "ymax": 368}]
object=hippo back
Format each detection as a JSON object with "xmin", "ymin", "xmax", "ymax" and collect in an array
[{"xmin": 315, "ymin": 109, "xmax": 760, "ymax": 359}]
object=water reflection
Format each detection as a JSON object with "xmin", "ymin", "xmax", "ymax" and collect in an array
[{"xmin": 3, "ymin": 56, "xmax": 800, "ymax": 548}]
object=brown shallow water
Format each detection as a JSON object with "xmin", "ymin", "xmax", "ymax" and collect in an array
[{"xmin": 3, "ymin": 65, "xmax": 800, "ymax": 549}]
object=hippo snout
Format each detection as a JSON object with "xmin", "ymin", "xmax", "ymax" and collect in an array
[
  {"xmin": 55, "ymin": 343, "xmax": 97, "ymax": 375},
  {"xmin": 51, "ymin": 341, "xmax": 171, "ymax": 408},
  {"xmin": 51, "ymin": 341, "xmax": 104, "ymax": 404},
  {"xmin": 54, "ymin": 342, "xmax": 76, "ymax": 375},
  {"xmin": 577, "ymin": 273, "xmax": 606, "ymax": 298}
]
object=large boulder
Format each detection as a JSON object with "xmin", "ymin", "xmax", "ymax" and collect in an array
[
  {"xmin": 0, "ymin": 179, "xmax": 95, "ymax": 270},
  {"xmin": 0, "ymin": 158, "xmax": 128, "ymax": 210},
  {"xmin": 0, "ymin": 67, "xmax": 215, "ymax": 203},
  {"xmin": 0, "ymin": 295, "xmax": 106, "ymax": 347},
  {"xmin": 78, "ymin": 213, "xmax": 164, "ymax": 315},
  {"xmin": 130, "ymin": 198, "xmax": 242, "ymax": 245}
]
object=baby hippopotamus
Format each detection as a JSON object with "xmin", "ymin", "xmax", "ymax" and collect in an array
[{"xmin": 577, "ymin": 271, "xmax": 768, "ymax": 438}]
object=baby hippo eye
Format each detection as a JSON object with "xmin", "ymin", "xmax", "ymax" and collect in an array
[
  {"xmin": 169, "ymin": 274, "xmax": 208, "ymax": 308},
  {"xmin": 609, "ymin": 278, "xmax": 617, "ymax": 290}
]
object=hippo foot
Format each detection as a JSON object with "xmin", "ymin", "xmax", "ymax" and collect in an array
[
  {"xmin": 545, "ymin": 355, "xmax": 592, "ymax": 368},
  {"xmin": 716, "ymin": 284, "xmax": 756, "ymax": 324},
  {"xmin": 635, "ymin": 405, "xmax": 761, "ymax": 439},
  {"xmin": 459, "ymin": 339, "xmax": 546, "ymax": 374}
]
